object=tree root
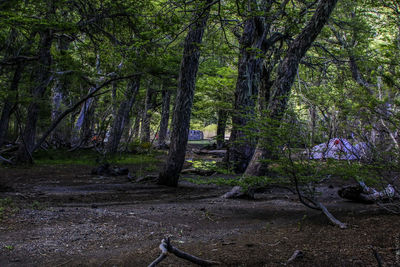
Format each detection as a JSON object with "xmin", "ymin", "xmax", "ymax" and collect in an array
[{"xmin": 148, "ymin": 237, "xmax": 220, "ymax": 267}]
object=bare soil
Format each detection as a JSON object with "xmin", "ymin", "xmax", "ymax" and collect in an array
[{"xmin": 0, "ymin": 152, "xmax": 399, "ymax": 266}]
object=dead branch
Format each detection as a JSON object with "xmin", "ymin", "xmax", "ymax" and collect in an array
[
  {"xmin": 316, "ymin": 201, "xmax": 347, "ymax": 229},
  {"xmin": 148, "ymin": 237, "xmax": 220, "ymax": 267},
  {"xmin": 286, "ymin": 250, "xmax": 304, "ymax": 264},
  {"xmin": 0, "ymin": 154, "xmax": 13, "ymax": 164}
]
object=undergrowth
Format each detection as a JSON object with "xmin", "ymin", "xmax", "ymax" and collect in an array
[{"xmin": 33, "ymin": 149, "xmax": 160, "ymax": 166}]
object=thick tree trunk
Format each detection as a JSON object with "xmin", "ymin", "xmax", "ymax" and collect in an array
[
  {"xmin": 216, "ymin": 109, "xmax": 228, "ymax": 149},
  {"xmin": 106, "ymin": 76, "xmax": 140, "ymax": 153},
  {"xmin": 244, "ymin": 0, "xmax": 339, "ymax": 176},
  {"xmin": 157, "ymin": 87, "xmax": 171, "ymax": 148},
  {"xmin": 16, "ymin": 30, "xmax": 53, "ymax": 163},
  {"xmin": 0, "ymin": 64, "xmax": 23, "ymax": 147},
  {"xmin": 158, "ymin": 0, "xmax": 213, "ymax": 187},
  {"xmin": 226, "ymin": 0, "xmax": 270, "ymax": 173}
]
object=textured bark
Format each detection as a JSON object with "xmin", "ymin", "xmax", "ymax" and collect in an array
[
  {"xmin": 158, "ymin": 0, "xmax": 212, "ymax": 187},
  {"xmin": 0, "ymin": 64, "xmax": 23, "ymax": 147},
  {"xmin": 106, "ymin": 76, "xmax": 140, "ymax": 153},
  {"xmin": 245, "ymin": 0, "xmax": 339, "ymax": 176},
  {"xmin": 157, "ymin": 87, "xmax": 171, "ymax": 148},
  {"xmin": 132, "ymin": 108, "xmax": 141, "ymax": 139},
  {"xmin": 17, "ymin": 30, "xmax": 53, "ymax": 163},
  {"xmin": 140, "ymin": 84, "xmax": 153, "ymax": 143},
  {"xmin": 227, "ymin": 0, "xmax": 271, "ymax": 173},
  {"xmin": 50, "ymin": 37, "xmax": 72, "ymax": 146},
  {"xmin": 216, "ymin": 109, "xmax": 228, "ymax": 149}
]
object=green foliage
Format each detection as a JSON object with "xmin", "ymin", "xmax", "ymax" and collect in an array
[
  {"xmin": 33, "ymin": 149, "xmax": 158, "ymax": 166},
  {"xmin": 187, "ymin": 159, "xmax": 234, "ymax": 175},
  {"xmin": 127, "ymin": 139, "xmax": 153, "ymax": 154}
]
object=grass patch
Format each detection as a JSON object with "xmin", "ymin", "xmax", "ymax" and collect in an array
[
  {"xmin": 187, "ymin": 159, "xmax": 234, "ymax": 175},
  {"xmin": 0, "ymin": 198, "xmax": 18, "ymax": 221},
  {"xmin": 33, "ymin": 149, "xmax": 160, "ymax": 166},
  {"xmin": 187, "ymin": 139, "xmax": 215, "ymax": 145}
]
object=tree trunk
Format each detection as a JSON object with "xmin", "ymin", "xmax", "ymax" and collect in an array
[
  {"xmin": 245, "ymin": 0, "xmax": 339, "ymax": 176},
  {"xmin": 106, "ymin": 76, "xmax": 140, "ymax": 153},
  {"xmin": 132, "ymin": 108, "xmax": 141, "ymax": 140},
  {"xmin": 216, "ymin": 109, "xmax": 228, "ymax": 149},
  {"xmin": 158, "ymin": 0, "xmax": 213, "ymax": 187},
  {"xmin": 0, "ymin": 64, "xmax": 23, "ymax": 147},
  {"xmin": 140, "ymin": 83, "xmax": 153, "ymax": 143},
  {"xmin": 16, "ymin": 30, "xmax": 53, "ymax": 163},
  {"xmin": 226, "ymin": 0, "xmax": 269, "ymax": 173},
  {"xmin": 50, "ymin": 36, "xmax": 72, "ymax": 147},
  {"xmin": 157, "ymin": 86, "xmax": 171, "ymax": 148}
]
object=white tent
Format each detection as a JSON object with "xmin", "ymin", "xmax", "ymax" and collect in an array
[{"xmin": 310, "ymin": 138, "xmax": 366, "ymax": 160}]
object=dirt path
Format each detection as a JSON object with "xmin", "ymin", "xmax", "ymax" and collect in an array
[{"xmin": 1, "ymin": 162, "xmax": 399, "ymax": 266}]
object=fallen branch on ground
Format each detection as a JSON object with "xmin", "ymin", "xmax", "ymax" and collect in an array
[
  {"xmin": 286, "ymin": 250, "xmax": 304, "ymax": 264},
  {"xmin": 0, "ymin": 154, "xmax": 13, "ymax": 164},
  {"xmin": 148, "ymin": 237, "xmax": 220, "ymax": 267},
  {"xmin": 338, "ymin": 182, "xmax": 399, "ymax": 204}
]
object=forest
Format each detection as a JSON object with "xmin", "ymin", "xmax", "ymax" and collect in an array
[{"xmin": 0, "ymin": 0, "xmax": 400, "ymax": 266}]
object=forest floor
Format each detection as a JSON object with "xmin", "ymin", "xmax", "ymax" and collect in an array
[{"xmin": 0, "ymin": 145, "xmax": 399, "ymax": 266}]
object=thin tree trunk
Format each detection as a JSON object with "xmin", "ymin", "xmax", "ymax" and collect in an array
[
  {"xmin": 140, "ymin": 83, "xmax": 153, "ymax": 143},
  {"xmin": 158, "ymin": 86, "xmax": 171, "ymax": 148},
  {"xmin": 216, "ymin": 109, "xmax": 228, "ymax": 149},
  {"xmin": 132, "ymin": 108, "xmax": 141, "ymax": 140},
  {"xmin": 245, "ymin": 0, "xmax": 339, "ymax": 176},
  {"xmin": 16, "ymin": 30, "xmax": 53, "ymax": 163},
  {"xmin": 50, "ymin": 36, "xmax": 72, "ymax": 147},
  {"xmin": 158, "ymin": 0, "xmax": 213, "ymax": 187},
  {"xmin": 106, "ymin": 76, "xmax": 140, "ymax": 153}
]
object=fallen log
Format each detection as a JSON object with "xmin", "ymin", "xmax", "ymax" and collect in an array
[
  {"xmin": 148, "ymin": 237, "xmax": 220, "ymax": 267},
  {"xmin": 338, "ymin": 182, "xmax": 398, "ymax": 204}
]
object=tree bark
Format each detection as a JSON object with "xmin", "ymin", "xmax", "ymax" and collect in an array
[
  {"xmin": 226, "ymin": 0, "xmax": 270, "ymax": 173},
  {"xmin": 106, "ymin": 76, "xmax": 140, "ymax": 153},
  {"xmin": 0, "ymin": 64, "xmax": 23, "ymax": 147},
  {"xmin": 244, "ymin": 0, "xmax": 339, "ymax": 176},
  {"xmin": 16, "ymin": 30, "xmax": 53, "ymax": 163},
  {"xmin": 140, "ymin": 83, "xmax": 153, "ymax": 143},
  {"xmin": 50, "ymin": 37, "xmax": 72, "ymax": 147},
  {"xmin": 157, "ymin": 86, "xmax": 171, "ymax": 148},
  {"xmin": 158, "ymin": 0, "xmax": 213, "ymax": 187},
  {"xmin": 216, "ymin": 109, "xmax": 228, "ymax": 149}
]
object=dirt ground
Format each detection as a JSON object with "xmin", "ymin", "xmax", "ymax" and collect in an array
[{"xmin": 0, "ymin": 151, "xmax": 399, "ymax": 266}]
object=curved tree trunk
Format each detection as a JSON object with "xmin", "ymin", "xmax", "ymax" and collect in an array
[
  {"xmin": 157, "ymin": 86, "xmax": 171, "ymax": 148},
  {"xmin": 244, "ymin": 0, "xmax": 339, "ymax": 176},
  {"xmin": 16, "ymin": 30, "xmax": 53, "ymax": 163},
  {"xmin": 158, "ymin": 0, "xmax": 213, "ymax": 187},
  {"xmin": 106, "ymin": 76, "xmax": 140, "ymax": 153}
]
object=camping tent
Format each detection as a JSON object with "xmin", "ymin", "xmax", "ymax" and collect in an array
[{"xmin": 310, "ymin": 138, "xmax": 367, "ymax": 160}]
